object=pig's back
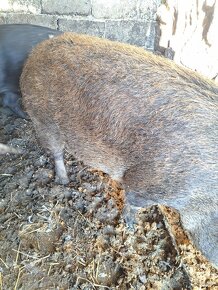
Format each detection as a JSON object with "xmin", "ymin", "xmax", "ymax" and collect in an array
[{"xmin": 21, "ymin": 32, "xmax": 218, "ymax": 184}]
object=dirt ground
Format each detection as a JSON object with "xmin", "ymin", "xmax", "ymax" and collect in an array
[{"xmin": 0, "ymin": 106, "xmax": 217, "ymax": 290}]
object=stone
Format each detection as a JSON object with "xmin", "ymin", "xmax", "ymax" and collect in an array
[
  {"xmin": 0, "ymin": 13, "xmax": 7, "ymax": 24},
  {"xmin": 105, "ymin": 20, "xmax": 154, "ymax": 48},
  {"xmin": 138, "ymin": 0, "xmax": 161, "ymax": 20},
  {"xmin": 92, "ymin": 0, "xmax": 137, "ymax": 19},
  {"xmin": 0, "ymin": 0, "xmax": 41, "ymax": 14},
  {"xmin": 6, "ymin": 13, "xmax": 58, "ymax": 29},
  {"xmin": 59, "ymin": 19, "xmax": 105, "ymax": 37},
  {"xmin": 42, "ymin": 0, "xmax": 91, "ymax": 16}
]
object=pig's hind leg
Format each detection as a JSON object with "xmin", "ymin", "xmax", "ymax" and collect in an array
[
  {"xmin": 121, "ymin": 164, "xmax": 154, "ymax": 228},
  {"xmin": 32, "ymin": 118, "xmax": 69, "ymax": 185},
  {"xmin": 53, "ymin": 151, "xmax": 69, "ymax": 185}
]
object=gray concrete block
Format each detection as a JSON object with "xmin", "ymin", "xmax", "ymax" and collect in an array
[
  {"xmin": 0, "ymin": 13, "xmax": 7, "ymax": 24},
  {"xmin": 105, "ymin": 20, "xmax": 154, "ymax": 48},
  {"xmin": 0, "ymin": 0, "xmax": 41, "ymax": 14},
  {"xmin": 59, "ymin": 19, "xmax": 105, "ymax": 37},
  {"xmin": 92, "ymin": 0, "xmax": 137, "ymax": 19},
  {"xmin": 144, "ymin": 21, "xmax": 157, "ymax": 50},
  {"xmin": 42, "ymin": 0, "xmax": 91, "ymax": 16},
  {"xmin": 138, "ymin": 0, "xmax": 161, "ymax": 20},
  {"xmin": 6, "ymin": 13, "xmax": 58, "ymax": 29}
]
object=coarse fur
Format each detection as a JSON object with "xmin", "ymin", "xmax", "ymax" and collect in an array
[{"xmin": 20, "ymin": 32, "xmax": 218, "ymax": 267}]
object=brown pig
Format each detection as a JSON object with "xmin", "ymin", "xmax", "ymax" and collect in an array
[{"xmin": 20, "ymin": 33, "xmax": 218, "ymax": 268}]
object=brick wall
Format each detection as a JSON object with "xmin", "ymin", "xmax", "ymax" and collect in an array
[
  {"xmin": 0, "ymin": 0, "xmax": 161, "ymax": 50},
  {"xmin": 1, "ymin": 0, "xmax": 217, "ymax": 80}
]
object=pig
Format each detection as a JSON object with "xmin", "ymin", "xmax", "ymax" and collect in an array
[
  {"xmin": 0, "ymin": 24, "xmax": 62, "ymax": 118},
  {"xmin": 20, "ymin": 32, "xmax": 218, "ymax": 268}
]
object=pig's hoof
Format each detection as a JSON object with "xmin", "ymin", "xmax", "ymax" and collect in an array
[{"xmin": 55, "ymin": 175, "xmax": 69, "ymax": 185}]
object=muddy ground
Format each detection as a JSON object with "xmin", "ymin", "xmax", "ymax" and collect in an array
[{"xmin": 0, "ymin": 106, "xmax": 217, "ymax": 290}]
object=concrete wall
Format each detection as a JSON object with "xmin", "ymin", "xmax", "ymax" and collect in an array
[{"xmin": 0, "ymin": 0, "xmax": 161, "ymax": 50}]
